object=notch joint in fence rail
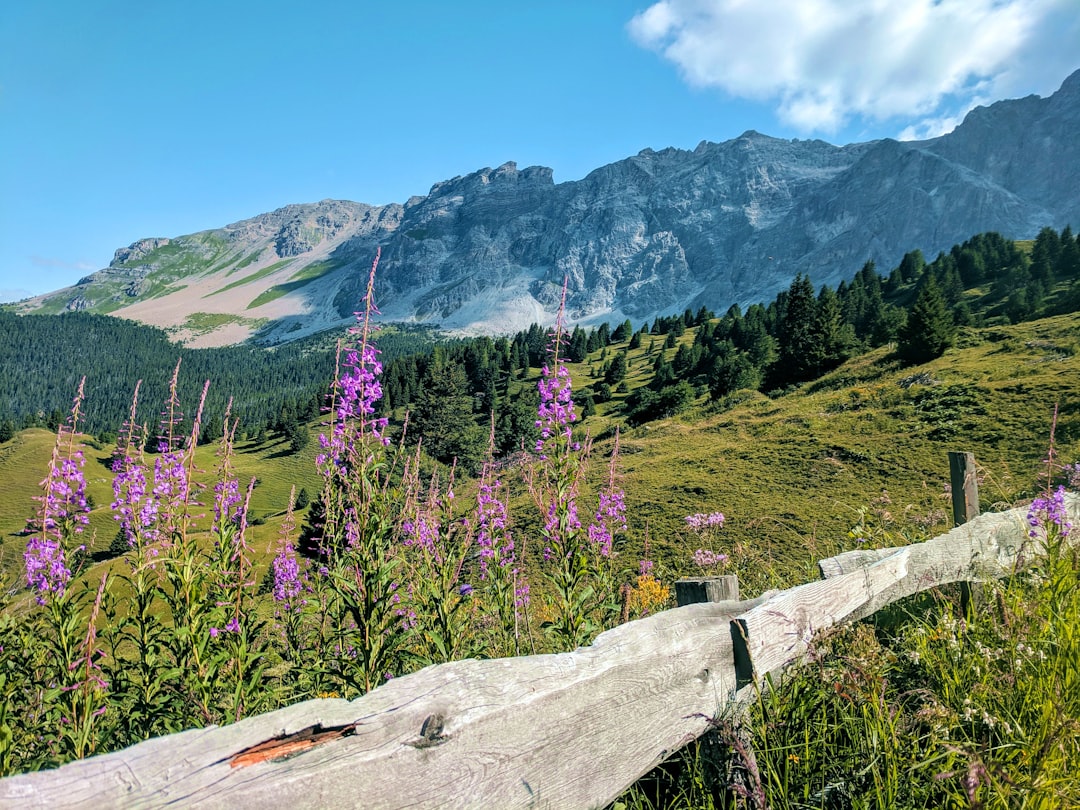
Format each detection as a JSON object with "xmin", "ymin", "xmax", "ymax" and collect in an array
[{"xmin": 730, "ymin": 617, "xmax": 753, "ymax": 690}]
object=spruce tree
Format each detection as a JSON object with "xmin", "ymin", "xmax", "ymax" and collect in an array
[{"xmin": 897, "ymin": 276, "xmax": 955, "ymax": 364}]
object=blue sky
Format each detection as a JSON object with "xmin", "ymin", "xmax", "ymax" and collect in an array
[{"xmin": 2, "ymin": 0, "xmax": 1078, "ymax": 302}]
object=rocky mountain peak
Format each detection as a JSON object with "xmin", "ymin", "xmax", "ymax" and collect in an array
[{"xmin": 110, "ymin": 238, "xmax": 171, "ymax": 267}]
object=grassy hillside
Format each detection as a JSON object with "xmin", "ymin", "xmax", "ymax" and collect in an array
[{"xmin": 590, "ymin": 314, "xmax": 1078, "ymax": 582}]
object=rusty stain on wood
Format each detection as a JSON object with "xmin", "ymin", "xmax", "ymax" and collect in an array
[{"xmin": 228, "ymin": 722, "xmax": 357, "ymax": 768}]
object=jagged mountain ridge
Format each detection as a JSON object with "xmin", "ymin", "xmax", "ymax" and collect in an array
[{"xmin": 18, "ymin": 70, "xmax": 1080, "ymax": 347}]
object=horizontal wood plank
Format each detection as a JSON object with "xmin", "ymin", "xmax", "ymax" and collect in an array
[
  {"xmin": 0, "ymin": 595, "xmax": 771, "ymax": 810},
  {"xmin": 737, "ymin": 495, "xmax": 1079, "ymax": 687}
]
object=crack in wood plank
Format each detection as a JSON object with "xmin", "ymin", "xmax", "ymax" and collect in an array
[{"xmin": 227, "ymin": 722, "xmax": 358, "ymax": 768}]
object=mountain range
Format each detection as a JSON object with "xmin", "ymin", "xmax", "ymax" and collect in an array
[{"xmin": 15, "ymin": 70, "xmax": 1080, "ymax": 348}]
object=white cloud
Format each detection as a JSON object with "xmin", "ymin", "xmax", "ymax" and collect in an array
[{"xmin": 628, "ymin": 0, "xmax": 1080, "ymax": 138}]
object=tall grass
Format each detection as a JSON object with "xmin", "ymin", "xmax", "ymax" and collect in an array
[{"xmin": 614, "ymin": 451, "xmax": 1080, "ymax": 809}]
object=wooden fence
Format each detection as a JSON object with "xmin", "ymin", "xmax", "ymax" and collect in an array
[{"xmin": 2, "ymin": 492, "xmax": 1076, "ymax": 810}]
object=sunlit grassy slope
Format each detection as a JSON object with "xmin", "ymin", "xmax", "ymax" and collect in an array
[{"xmin": 1, "ymin": 312, "xmax": 1077, "ymax": 595}]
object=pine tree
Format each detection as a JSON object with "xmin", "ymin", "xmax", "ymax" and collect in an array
[
  {"xmin": 771, "ymin": 274, "xmax": 817, "ymax": 386},
  {"xmin": 807, "ymin": 286, "xmax": 854, "ymax": 375},
  {"xmin": 897, "ymin": 276, "xmax": 956, "ymax": 364}
]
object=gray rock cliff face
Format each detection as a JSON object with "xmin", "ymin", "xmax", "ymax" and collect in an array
[
  {"xmin": 22, "ymin": 71, "xmax": 1080, "ymax": 342},
  {"xmin": 332, "ymin": 71, "xmax": 1079, "ymax": 331}
]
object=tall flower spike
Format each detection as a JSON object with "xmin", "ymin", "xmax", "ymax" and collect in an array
[
  {"xmin": 25, "ymin": 378, "xmax": 89, "ymax": 602},
  {"xmin": 587, "ymin": 428, "xmax": 626, "ymax": 558},
  {"xmin": 158, "ymin": 359, "xmax": 184, "ymax": 453},
  {"xmin": 320, "ymin": 249, "xmax": 390, "ymax": 475},
  {"xmin": 535, "ymin": 278, "xmax": 577, "ymax": 458},
  {"xmin": 212, "ymin": 401, "xmax": 243, "ymax": 534},
  {"xmin": 272, "ymin": 487, "xmax": 304, "ymax": 609}
]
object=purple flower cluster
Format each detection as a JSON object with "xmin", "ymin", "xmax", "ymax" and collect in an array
[
  {"xmin": 535, "ymin": 363, "xmax": 577, "ymax": 457},
  {"xmin": 272, "ymin": 543, "xmax": 304, "ymax": 608},
  {"xmin": 25, "ymin": 382, "xmax": 91, "ymax": 603},
  {"xmin": 476, "ymin": 478, "xmax": 513, "ymax": 579},
  {"xmin": 402, "ymin": 516, "xmax": 440, "ymax": 556},
  {"xmin": 1027, "ymin": 485, "xmax": 1072, "ymax": 539},
  {"xmin": 638, "ymin": 558, "xmax": 655, "ymax": 576},
  {"xmin": 111, "ymin": 460, "xmax": 157, "ymax": 545},
  {"xmin": 514, "ymin": 574, "xmax": 530, "ymax": 609},
  {"xmin": 337, "ymin": 343, "xmax": 390, "ymax": 442},
  {"xmin": 209, "ymin": 617, "xmax": 242, "ymax": 638},
  {"xmin": 693, "ymin": 548, "xmax": 729, "ymax": 568},
  {"xmin": 213, "ymin": 477, "xmax": 243, "ymax": 533},
  {"xmin": 587, "ymin": 489, "xmax": 626, "ymax": 558},
  {"xmin": 318, "ymin": 339, "xmax": 390, "ymax": 478},
  {"xmin": 152, "ymin": 451, "xmax": 190, "ymax": 515},
  {"xmin": 49, "ymin": 455, "xmax": 90, "ymax": 534},
  {"xmin": 543, "ymin": 498, "xmax": 582, "ymax": 560},
  {"xmin": 685, "ymin": 512, "xmax": 726, "ymax": 531},
  {"xmin": 24, "ymin": 536, "xmax": 71, "ymax": 605}
]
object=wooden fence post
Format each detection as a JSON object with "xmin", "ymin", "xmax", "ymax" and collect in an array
[
  {"xmin": 949, "ymin": 450, "xmax": 980, "ymax": 618},
  {"xmin": 949, "ymin": 451, "xmax": 980, "ymax": 525},
  {"xmin": 675, "ymin": 575, "xmax": 740, "ymax": 606}
]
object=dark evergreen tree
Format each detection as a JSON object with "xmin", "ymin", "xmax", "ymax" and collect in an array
[
  {"xmin": 897, "ymin": 276, "xmax": 955, "ymax": 364},
  {"xmin": 567, "ymin": 326, "xmax": 589, "ymax": 362},
  {"xmin": 410, "ymin": 362, "xmax": 485, "ymax": 472},
  {"xmin": 297, "ymin": 495, "xmax": 328, "ymax": 560},
  {"xmin": 610, "ymin": 319, "xmax": 633, "ymax": 343},
  {"xmin": 596, "ymin": 322, "xmax": 612, "ymax": 347},
  {"xmin": 770, "ymin": 274, "xmax": 818, "ymax": 386},
  {"xmin": 605, "ymin": 351, "xmax": 629, "ymax": 385},
  {"xmin": 897, "ymin": 249, "xmax": 926, "ymax": 283},
  {"xmin": 807, "ymin": 286, "xmax": 854, "ymax": 375}
]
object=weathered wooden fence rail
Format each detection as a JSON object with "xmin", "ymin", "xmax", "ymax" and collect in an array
[{"xmin": 2, "ymin": 494, "xmax": 1076, "ymax": 809}]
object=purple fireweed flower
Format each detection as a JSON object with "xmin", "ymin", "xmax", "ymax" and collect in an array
[
  {"xmin": 544, "ymin": 498, "xmax": 582, "ymax": 545},
  {"xmin": 475, "ymin": 478, "xmax": 513, "ymax": 579},
  {"xmin": 272, "ymin": 544, "xmax": 304, "ymax": 606},
  {"xmin": 1027, "ymin": 485, "xmax": 1072, "ymax": 538},
  {"xmin": 692, "ymin": 548, "xmax": 729, "ymax": 568},
  {"xmin": 225, "ymin": 616, "xmax": 241, "ymax": 634},
  {"xmin": 209, "ymin": 627, "xmax": 220, "ymax": 638},
  {"xmin": 685, "ymin": 512, "xmax": 726, "ymax": 531},
  {"xmin": 587, "ymin": 489, "xmax": 626, "ymax": 558},
  {"xmin": 535, "ymin": 363, "xmax": 577, "ymax": 457},
  {"xmin": 639, "ymin": 558, "xmax": 655, "ymax": 576},
  {"xmin": 153, "ymin": 451, "xmax": 190, "ymax": 510},
  {"xmin": 458, "ymin": 583, "xmax": 474, "ymax": 597},
  {"xmin": 337, "ymin": 343, "xmax": 390, "ymax": 438},
  {"xmin": 111, "ymin": 461, "xmax": 158, "ymax": 544},
  {"xmin": 402, "ymin": 517, "xmax": 440, "ymax": 554},
  {"xmin": 24, "ymin": 535, "xmax": 71, "ymax": 605},
  {"xmin": 213, "ymin": 477, "xmax": 243, "ymax": 533},
  {"xmin": 513, "ymin": 572, "xmax": 530, "ymax": 608},
  {"xmin": 25, "ymin": 379, "xmax": 91, "ymax": 602}
]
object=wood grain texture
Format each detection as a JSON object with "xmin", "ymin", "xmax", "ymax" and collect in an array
[{"xmin": 0, "ymin": 594, "xmax": 771, "ymax": 810}]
